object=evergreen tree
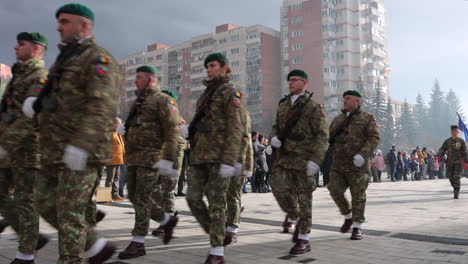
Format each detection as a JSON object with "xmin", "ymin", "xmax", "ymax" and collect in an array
[
  {"xmin": 413, "ymin": 93, "xmax": 428, "ymax": 138},
  {"xmin": 395, "ymin": 99, "xmax": 416, "ymax": 148},
  {"xmin": 380, "ymin": 97, "xmax": 394, "ymax": 152},
  {"xmin": 368, "ymin": 80, "xmax": 386, "ymax": 126},
  {"xmin": 445, "ymin": 89, "xmax": 464, "ymax": 124},
  {"xmin": 428, "ymin": 79, "xmax": 446, "ymax": 139}
]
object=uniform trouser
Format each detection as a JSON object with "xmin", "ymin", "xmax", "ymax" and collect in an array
[
  {"xmin": 446, "ymin": 163, "xmax": 462, "ymax": 192},
  {"xmin": 35, "ymin": 165, "xmax": 100, "ymax": 264},
  {"xmin": 327, "ymin": 168, "xmax": 369, "ymax": 223},
  {"xmin": 153, "ymin": 174, "xmax": 178, "ymax": 213},
  {"xmin": 126, "ymin": 166, "xmax": 164, "ymax": 237},
  {"xmin": 0, "ymin": 167, "xmax": 40, "ymax": 254},
  {"xmin": 226, "ymin": 174, "xmax": 245, "ymax": 227},
  {"xmin": 186, "ymin": 163, "xmax": 228, "ymax": 247},
  {"xmin": 105, "ymin": 165, "xmax": 120, "ymax": 198},
  {"xmin": 85, "ymin": 169, "xmax": 103, "ymax": 227},
  {"xmin": 271, "ymin": 166, "xmax": 315, "ymax": 234}
]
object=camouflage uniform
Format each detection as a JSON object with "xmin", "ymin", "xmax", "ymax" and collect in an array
[
  {"xmin": 271, "ymin": 91, "xmax": 328, "ymax": 234},
  {"xmin": 152, "ymin": 127, "xmax": 187, "ymax": 214},
  {"xmin": 226, "ymin": 107, "xmax": 252, "ymax": 228},
  {"xmin": 186, "ymin": 75, "xmax": 244, "ymax": 247},
  {"xmin": 437, "ymin": 137, "xmax": 467, "ymax": 194},
  {"xmin": 327, "ymin": 107, "xmax": 380, "ymax": 223},
  {"xmin": 125, "ymin": 85, "xmax": 180, "ymax": 237},
  {"xmin": 0, "ymin": 58, "xmax": 47, "ymax": 254},
  {"xmin": 35, "ymin": 37, "xmax": 119, "ymax": 264}
]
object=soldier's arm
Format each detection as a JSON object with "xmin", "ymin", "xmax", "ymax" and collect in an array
[
  {"xmin": 271, "ymin": 103, "xmax": 281, "ymax": 137},
  {"xmin": 158, "ymin": 96, "xmax": 181, "ymax": 162},
  {"xmin": 358, "ymin": 115, "xmax": 380, "ymax": 159},
  {"xmin": 244, "ymin": 134, "xmax": 254, "ymax": 172},
  {"xmin": 436, "ymin": 140, "xmax": 448, "ymax": 158},
  {"xmin": 69, "ymin": 52, "xmax": 119, "ymax": 153},
  {"xmin": 306, "ymin": 104, "xmax": 329, "ymax": 165},
  {"xmin": 461, "ymin": 140, "xmax": 468, "ymax": 161},
  {"xmin": 220, "ymin": 90, "xmax": 244, "ymax": 166}
]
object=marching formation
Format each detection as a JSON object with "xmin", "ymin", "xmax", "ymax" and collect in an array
[{"xmin": 1, "ymin": 3, "xmax": 464, "ymax": 264}]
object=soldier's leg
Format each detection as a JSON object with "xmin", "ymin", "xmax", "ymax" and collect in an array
[
  {"xmin": 453, "ymin": 164, "xmax": 462, "ymax": 197},
  {"xmin": 186, "ymin": 164, "xmax": 210, "ymax": 233},
  {"xmin": 161, "ymin": 175, "xmax": 177, "ymax": 213},
  {"xmin": 226, "ymin": 175, "xmax": 243, "ymax": 228},
  {"xmin": 12, "ymin": 168, "xmax": 40, "ymax": 255},
  {"xmin": 85, "ymin": 168, "xmax": 103, "ymax": 226},
  {"xmin": 131, "ymin": 167, "xmax": 159, "ymax": 237},
  {"xmin": 56, "ymin": 166, "xmax": 100, "ymax": 264},
  {"xmin": 347, "ymin": 172, "xmax": 369, "ymax": 224},
  {"xmin": 327, "ymin": 169, "xmax": 352, "ymax": 216},
  {"xmin": 204, "ymin": 164, "xmax": 228, "ymax": 248},
  {"xmin": 0, "ymin": 168, "xmax": 19, "ymax": 233},
  {"xmin": 446, "ymin": 164, "xmax": 456, "ymax": 189},
  {"xmin": 271, "ymin": 166, "xmax": 300, "ymax": 221},
  {"xmin": 296, "ymin": 169, "xmax": 316, "ymax": 235}
]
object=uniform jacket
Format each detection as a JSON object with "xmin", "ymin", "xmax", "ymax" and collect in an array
[{"xmin": 437, "ymin": 137, "xmax": 467, "ymax": 165}]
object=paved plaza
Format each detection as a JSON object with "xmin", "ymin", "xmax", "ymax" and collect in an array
[{"xmin": 1, "ymin": 177, "xmax": 468, "ymax": 264}]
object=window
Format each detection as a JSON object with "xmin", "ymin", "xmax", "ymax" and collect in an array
[
  {"xmin": 185, "ymin": 58, "xmax": 192, "ymax": 64},
  {"xmin": 231, "ymin": 48, "xmax": 240, "ymax": 55},
  {"xmin": 184, "ymin": 71, "xmax": 190, "ymax": 77},
  {"xmin": 291, "ymin": 29, "xmax": 303, "ymax": 38},
  {"xmin": 291, "ymin": 3, "xmax": 303, "ymax": 10},
  {"xmin": 156, "ymin": 54, "xmax": 162, "ymax": 60},
  {"xmin": 185, "ymin": 82, "xmax": 191, "ymax": 88},
  {"xmin": 185, "ymin": 47, "xmax": 192, "ymax": 53},
  {"xmin": 219, "ymin": 38, "xmax": 227, "ymax": 44},
  {"xmin": 147, "ymin": 57, "xmax": 154, "ymax": 62},
  {"xmin": 231, "ymin": 35, "xmax": 239, "ymax": 41},
  {"xmin": 292, "ymin": 43, "xmax": 303, "ymax": 51},
  {"xmin": 231, "ymin": 61, "xmax": 240, "ymax": 67},
  {"xmin": 292, "ymin": 16, "xmax": 303, "ymax": 24},
  {"xmin": 292, "ymin": 56, "xmax": 303, "ymax": 64},
  {"xmin": 232, "ymin": 74, "xmax": 240, "ymax": 81},
  {"xmin": 324, "ymin": 67, "xmax": 329, "ymax": 73}
]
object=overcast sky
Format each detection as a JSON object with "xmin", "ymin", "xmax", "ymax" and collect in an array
[{"xmin": 1, "ymin": 0, "xmax": 467, "ymax": 114}]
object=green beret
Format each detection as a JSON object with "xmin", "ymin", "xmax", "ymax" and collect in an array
[
  {"xmin": 451, "ymin": 125, "xmax": 459, "ymax": 130},
  {"xmin": 56, "ymin": 3, "xmax": 95, "ymax": 21},
  {"xmin": 17, "ymin": 32, "xmax": 48, "ymax": 47},
  {"xmin": 136, "ymin": 65, "xmax": 158, "ymax": 75},
  {"xmin": 343, "ymin": 90, "xmax": 362, "ymax": 98},
  {"xmin": 287, "ymin": 69, "xmax": 309, "ymax": 81},
  {"xmin": 162, "ymin": 90, "xmax": 178, "ymax": 101},
  {"xmin": 204, "ymin": 53, "xmax": 228, "ymax": 68}
]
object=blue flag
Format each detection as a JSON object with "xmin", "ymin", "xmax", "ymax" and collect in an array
[{"xmin": 457, "ymin": 113, "xmax": 468, "ymax": 141}]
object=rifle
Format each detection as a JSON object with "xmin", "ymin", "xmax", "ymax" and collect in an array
[
  {"xmin": 273, "ymin": 92, "xmax": 314, "ymax": 150},
  {"xmin": 320, "ymin": 107, "xmax": 360, "ymax": 175}
]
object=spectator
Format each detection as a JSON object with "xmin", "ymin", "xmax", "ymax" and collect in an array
[
  {"xmin": 433, "ymin": 156, "xmax": 440, "ymax": 178},
  {"xmin": 427, "ymin": 150, "xmax": 435, "ymax": 179},
  {"xmin": 396, "ymin": 152, "xmax": 404, "ymax": 181},
  {"xmin": 409, "ymin": 154, "xmax": 419, "ymax": 181},
  {"xmin": 402, "ymin": 152, "xmax": 410, "ymax": 181},
  {"xmin": 416, "ymin": 146, "xmax": 427, "ymax": 180},
  {"xmin": 105, "ymin": 118, "xmax": 125, "ymax": 201},
  {"xmin": 386, "ymin": 146, "xmax": 397, "ymax": 181},
  {"xmin": 374, "ymin": 150, "xmax": 386, "ymax": 182}
]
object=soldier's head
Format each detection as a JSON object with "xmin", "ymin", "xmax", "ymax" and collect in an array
[
  {"xmin": 135, "ymin": 66, "xmax": 159, "ymax": 91},
  {"xmin": 204, "ymin": 53, "xmax": 230, "ymax": 80},
  {"xmin": 342, "ymin": 90, "xmax": 362, "ymax": 112},
  {"xmin": 287, "ymin": 69, "xmax": 308, "ymax": 95},
  {"xmin": 56, "ymin": 3, "xmax": 94, "ymax": 43},
  {"xmin": 15, "ymin": 32, "xmax": 48, "ymax": 62},
  {"xmin": 451, "ymin": 125, "xmax": 459, "ymax": 138}
]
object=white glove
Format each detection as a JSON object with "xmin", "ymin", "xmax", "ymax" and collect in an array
[
  {"xmin": 219, "ymin": 164, "xmax": 236, "ymax": 178},
  {"xmin": 306, "ymin": 161, "xmax": 320, "ymax": 176},
  {"xmin": 234, "ymin": 162, "xmax": 243, "ymax": 176},
  {"xmin": 154, "ymin": 159, "xmax": 178, "ymax": 177},
  {"xmin": 243, "ymin": 170, "xmax": 253, "ymax": 177},
  {"xmin": 181, "ymin": 124, "xmax": 189, "ymax": 139},
  {"xmin": 0, "ymin": 146, "xmax": 7, "ymax": 160},
  {"xmin": 353, "ymin": 154, "xmax": 365, "ymax": 167},
  {"xmin": 265, "ymin": 145, "xmax": 273, "ymax": 155},
  {"xmin": 116, "ymin": 123, "xmax": 126, "ymax": 135},
  {"xmin": 63, "ymin": 145, "xmax": 88, "ymax": 171},
  {"xmin": 22, "ymin": 97, "xmax": 37, "ymax": 119},
  {"xmin": 271, "ymin": 136, "xmax": 282, "ymax": 148}
]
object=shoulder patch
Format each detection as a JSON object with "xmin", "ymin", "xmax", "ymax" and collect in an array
[
  {"xmin": 233, "ymin": 91, "xmax": 243, "ymax": 98},
  {"xmin": 97, "ymin": 56, "xmax": 110, "ymax": 64},
  {"xmin": 96, "ymin": 65, "xmax": 109, "ymax": 76},
  {"xmin": 36, "ymin": 77, "xmax": 47, "ymax": 93},
  {"xmin": 233, "ymin": 97, "xmax": 241, "ymax": 107}
]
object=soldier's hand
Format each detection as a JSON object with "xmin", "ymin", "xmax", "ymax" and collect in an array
[
  {"xmin": 181, "ymin": 124, "xmax": 189, "ymax": 139},
  {"xmin": 306, "ymin": 161, "xmax": 319, "ymax": 176},
  {"xmin": 116, "ymin": 123, "xmax": 126, "ymax": 135},
  {"xmin": 63, "ymin": 145, "xmax": 88, "ymax": 171},
  {"xmin": 271, "ymin": 136, "xmax": 282, "ymax": 148},
  {"xmin": 243, "ymin": 170, "xmax": 253, "ymax": 177},
  {"xmin": 219, "ymin": 164, "xmax": 236, "ymax": 178},
  {"xmin": 22, "ymin": 97, "xmax": 37, "ymax": 119},
  {"xmin": 234, "ymin": 162, "xmax": 243, "ymax": 176},
  {"xmin": 0, "ymin": 146, "xmax": 6, "ymax": 160},
  {"xmin": 154, "ymin": 159, "xmax": 178, "ymax": 177},
  {"xmin": 353, "ymin": 154, "xmax": 365, "ymax": 167}
]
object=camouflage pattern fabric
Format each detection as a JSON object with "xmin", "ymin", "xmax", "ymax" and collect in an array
[
  {"xmin": 189, "ymin": 75, "xmax": 244, "ymax": 166},
  {"xmin": 272, "ymin": 166, "xmax": 315, "ymax": 234},
  {"xmin": 35, "ymin": 166, "xmax": 100, "ymax": 264},
  {"xmin": 126, "ymin": 166, "xmax": 164, "ymax": 236},
  {"xmin": 271, "ymin": 91, "xmax": 329, "ymax": 170},
  {"xmin": 125, "ymin": 85, "xmax": 180, "ymax": 167},
  {"xmin": 36, "ymin": 37, "xmax": 119, "ymax": 264},
  {"xmin": 186, "ymin": 163, "xmax": 228, "ymax": 247},
  {"xmin": 327, "ymin": 108, "xmax": 380, "ymax": 223},
  {"xmin": 85, "ymin": 168, "xmax": 103, "ymax": 227},
  {"xmin": 437, "ymin": 137, "xmax": 467, "ymax": 191}
]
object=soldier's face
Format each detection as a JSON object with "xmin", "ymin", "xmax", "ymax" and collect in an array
[
  {"xmin": 57, "ymin": 13, "xmax": 82, "ymax": 43},
  {"xmin": 15, "ymin": 40, "xmax": 34, "ymax": 62},
  {"xmin": 451, "ymin": 129, "xmax": 458, "ymax": 138},
  {"xmin": 206, "ymin": 61, "xmax": 227, "ymax": 79},
  {"xmin": 288, "ymin": 77, "xmax": 307, "ymax": 95},
  {"xmin": 135, "ymin": 72, "xmax": 157, "ymax": 90},
  {"xmin": 343, "ymin": 95, "xmax": 360, "ymax": 112}
]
